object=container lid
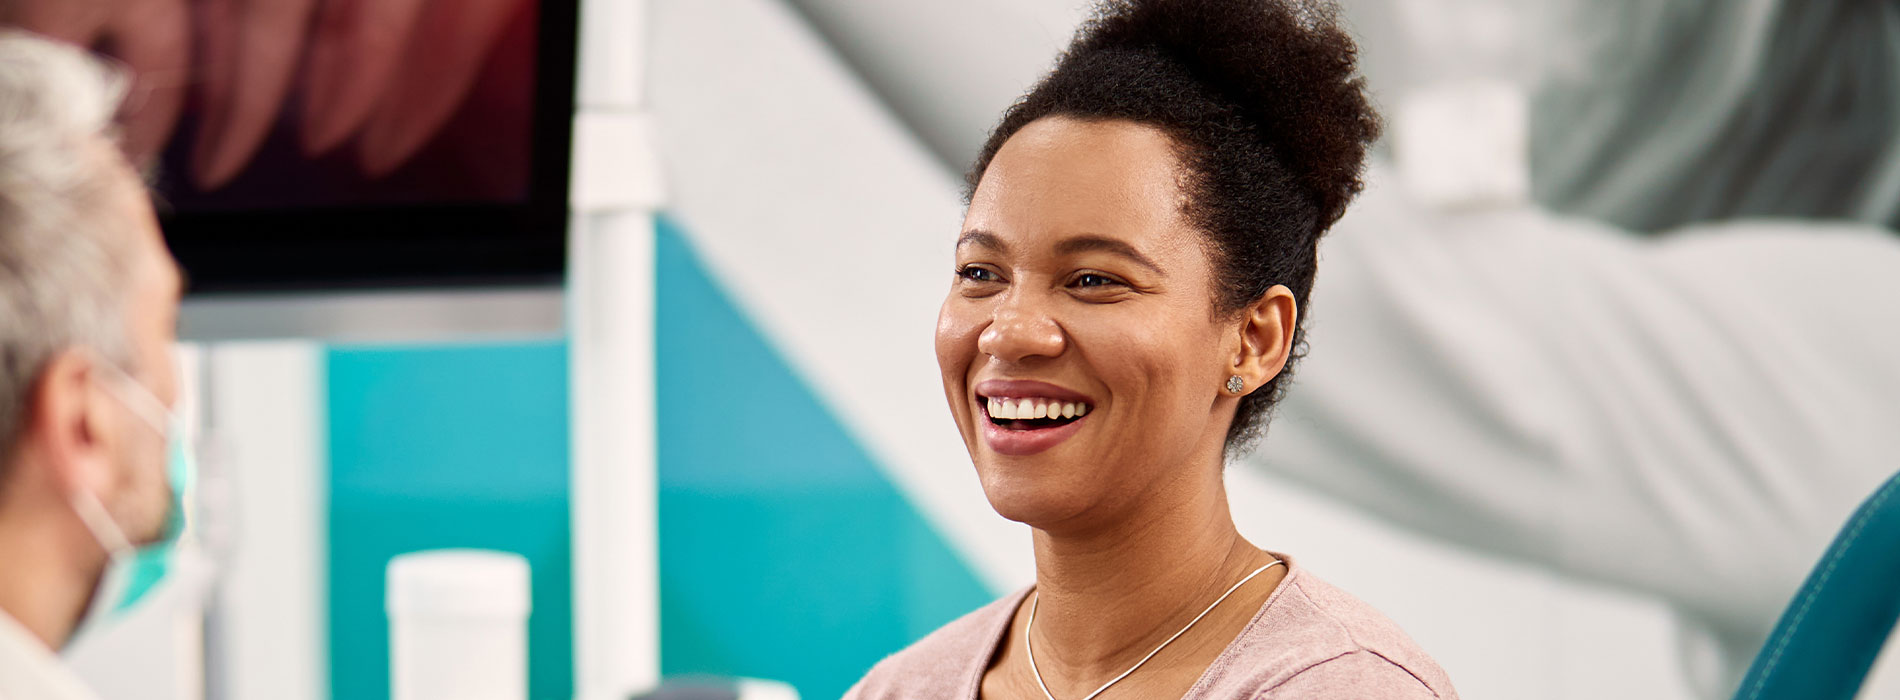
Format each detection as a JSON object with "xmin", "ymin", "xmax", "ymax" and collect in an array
[{"xmin": 386, "ymin": 549, "xmax": 531, "ymax": 619}]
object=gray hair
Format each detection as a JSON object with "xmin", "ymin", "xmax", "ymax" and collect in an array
[{"xmin": 0, "ymin": 30, "xmax": 136, "ymax": 465}]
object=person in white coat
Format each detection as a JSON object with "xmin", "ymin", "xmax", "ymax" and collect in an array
[{"xmin": 0, "ymin": 30, "xmax": 190, "ymax": 700}]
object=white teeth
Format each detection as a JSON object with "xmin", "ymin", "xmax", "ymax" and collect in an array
[{"xmin": 985, "ymin": 396, "xmax": 1092, "ymax": 421}]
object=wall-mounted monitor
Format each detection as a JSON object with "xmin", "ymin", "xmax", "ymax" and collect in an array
[{"xmin": 5, "ymin": 0, "xmax": 579, "ymax": 292}]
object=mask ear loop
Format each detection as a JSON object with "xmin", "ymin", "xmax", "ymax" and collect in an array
[
  {"xmin": 91, "ymin": 357, "xmax": 172, "ymax": 436},
  {"xmin": 68, "ymin": 351, "xmax": 174, "ymax": 559},
  {"xmin": 69, "ymin": 486, "xmax": 136, "ymax": 559}
]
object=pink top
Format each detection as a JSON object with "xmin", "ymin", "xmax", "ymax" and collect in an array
[{"xmin": 845, "ymin": 554, "xmax": 1458, "ymax": 699}]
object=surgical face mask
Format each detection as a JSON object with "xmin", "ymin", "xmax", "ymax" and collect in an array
[{"xmin": 66, "ymin": 359, "xmax": 194, "ymax": 628}]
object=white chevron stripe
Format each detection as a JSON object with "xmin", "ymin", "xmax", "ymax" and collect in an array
[{"xmin": 649, "ymin": 0, "xmax": 1034, "ymax": 593}]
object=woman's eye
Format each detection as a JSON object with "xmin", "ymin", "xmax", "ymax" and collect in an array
[{"xmin": 958, "ymin": 266, "xmax": 1000, "ymax": 283}]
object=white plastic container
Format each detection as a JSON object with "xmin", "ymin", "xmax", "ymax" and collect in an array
[{"xmin": 387, "ymin": 550, "xmax": 532, "ymax": 700}]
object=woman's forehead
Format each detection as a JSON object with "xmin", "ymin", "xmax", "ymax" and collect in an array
[
  {"xmin": 979, "ymin": 117, "xmax": 1183, "ymax": 204},
  {"xmin": 965, "ymin": 117, "xmax": 1194, "ymax": 256}
]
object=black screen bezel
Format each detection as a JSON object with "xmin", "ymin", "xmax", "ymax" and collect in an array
[{"xmin": 163, "ymin": 0, "xmax": 578, "ymax": 294}]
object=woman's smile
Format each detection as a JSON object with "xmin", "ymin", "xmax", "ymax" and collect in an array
[{"xmin": 974, "ymin": 379, "xmax": 1096, "ymax": 456}]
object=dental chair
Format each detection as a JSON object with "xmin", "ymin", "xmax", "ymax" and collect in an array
[{"xmin": 1732, "ymin": 472, "xmax": 1900, "ymax": 700}]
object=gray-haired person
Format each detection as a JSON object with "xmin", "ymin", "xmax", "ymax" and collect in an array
[{"xmin": 0, "ymin": 30, "xmax": 189, "ymax": 700}]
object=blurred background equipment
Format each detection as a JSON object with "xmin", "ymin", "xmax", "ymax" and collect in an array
[
  {"xmin": 626, "ymin": 677, "xmax": 798, "ymax": 700},
  {"xmin": 1731, "ymin": 471, "xmax": 1900, "ymax": 700},
  {"xmin": 387, "ymin": 550, "xmax": 531, "ymax": 700}
]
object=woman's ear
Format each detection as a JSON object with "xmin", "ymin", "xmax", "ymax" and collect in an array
[{"xmin": 1230, "ymin": 285, "xmax": 1297, "ymax": 393}]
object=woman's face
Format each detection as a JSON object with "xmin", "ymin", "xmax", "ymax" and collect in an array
[{"xmin": 937, "ymin": 116, "xmax": 1246, "ymax": 532}]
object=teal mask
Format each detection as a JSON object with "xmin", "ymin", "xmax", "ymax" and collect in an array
[
  {"xmin": 112, "ymin": 428, "xmax": 193, "ymax": 612},
  {"xmin": 68, "ymin": 361, "xmax": 194, "ymax": 625}
]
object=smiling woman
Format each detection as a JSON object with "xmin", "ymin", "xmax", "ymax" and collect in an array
[{"xmin": 847, "ymin": 1, "xmax": 1457, "ymax": 699}]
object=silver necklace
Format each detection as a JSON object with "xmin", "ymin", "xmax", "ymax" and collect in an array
[{"xmin": 1024, "ymin": 559, "xmax": 1283, "ymax": 700}]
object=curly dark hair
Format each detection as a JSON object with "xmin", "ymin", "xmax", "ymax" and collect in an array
[{"xmin": 967, "ymin": 0, "xmax": 1380, "ymax": 456}]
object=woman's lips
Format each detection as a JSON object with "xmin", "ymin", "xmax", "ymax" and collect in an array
[
  {"xmin": 982, "ymin": 416, "xmax": 1087, "ymax": 456},
  {"xmin": 978, "ymin": 402, "xmax": 1090, "ymax": 456},
  {"xmin": 970, "ymin": 379, "xmax": 1097, "ymax": 456},
  {"xmin": 973, "ymin": 378, "xmax": 1093, "ymax": 405}
]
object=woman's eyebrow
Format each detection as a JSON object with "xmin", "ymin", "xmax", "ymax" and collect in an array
[
  {"xmin": 956, "ymin": 229, "xmax": 1007, "ymax": 252},
  {"xmin": 1055, "ymin": 235, "xmax": 1163, "ymax": 274}
]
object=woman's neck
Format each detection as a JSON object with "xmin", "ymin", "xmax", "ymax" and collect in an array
[{"xmin": 1024, "ymin": 472, "xmax": 1270, "ymax": 681}]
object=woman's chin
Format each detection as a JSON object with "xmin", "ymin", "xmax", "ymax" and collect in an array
[{"xmin": 977, "ymin": 473, "xmax": 1098, "ymax": 528}]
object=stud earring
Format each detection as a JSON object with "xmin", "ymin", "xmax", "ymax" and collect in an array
[{"xmin": 1225, "ymin": 375, "xmax": 1246, "ymax": 394}]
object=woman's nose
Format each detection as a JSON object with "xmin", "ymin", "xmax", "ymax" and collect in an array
[{"xmin": 978, "ymin": 296, "xmax": 1065, "ymax": 364}]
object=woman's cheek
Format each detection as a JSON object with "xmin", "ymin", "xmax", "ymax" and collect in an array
[
  {"xmin": 1068, "ymin": 313, "xmax": 1187, "ymax": 416},
  {"xmin": 934, "ymin": 299, "xmax": 979, "ymax": 369},
  {"xmin": 935, "ymin": 298, "xmax": 990, "ymax": 413}
]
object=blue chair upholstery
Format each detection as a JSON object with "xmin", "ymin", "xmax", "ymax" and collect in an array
[{"xmin": 1733, "ymin": 473, "xmax": 1900, "ymax": 700}]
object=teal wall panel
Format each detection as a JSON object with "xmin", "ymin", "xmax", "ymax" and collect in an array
[
  {"xmin": 328, "ymin": 342, "xmax": 573, "ymax": 700},
  {"xmin": 656, "ymin": 215, "xmax": 994, "ymax": 699}
]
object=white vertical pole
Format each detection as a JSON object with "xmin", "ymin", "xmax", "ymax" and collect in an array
[
  {"xmin": 202, "ymin": 343, "xmax": 327, "ymax": 700},
  {"xmin": 570, "ymin": 1, "xmax": 663, "ymax": 698},
  {"xmin": 569, "ymin": 209, "xmax": 660, "ymax": 700}
]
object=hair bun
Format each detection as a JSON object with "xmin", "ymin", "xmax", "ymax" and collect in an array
[{"xmin": 1071, "ymin": 0, "xmax": 1378, "ymax": 229}]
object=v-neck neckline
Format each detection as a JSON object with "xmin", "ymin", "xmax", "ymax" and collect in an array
[{"xmin": 960, "ymin": 553, "xmax": 1301, "ymax": 700}]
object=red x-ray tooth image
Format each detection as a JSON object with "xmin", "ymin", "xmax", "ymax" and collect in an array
[{"xmin": 1, "ymin": 0, "xmax": 540, "ymax": 211}]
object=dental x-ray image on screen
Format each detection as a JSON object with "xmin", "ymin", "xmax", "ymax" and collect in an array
[{"xmin": 0, "ymin": 0, "xmax": 578, "ymax": 291}]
